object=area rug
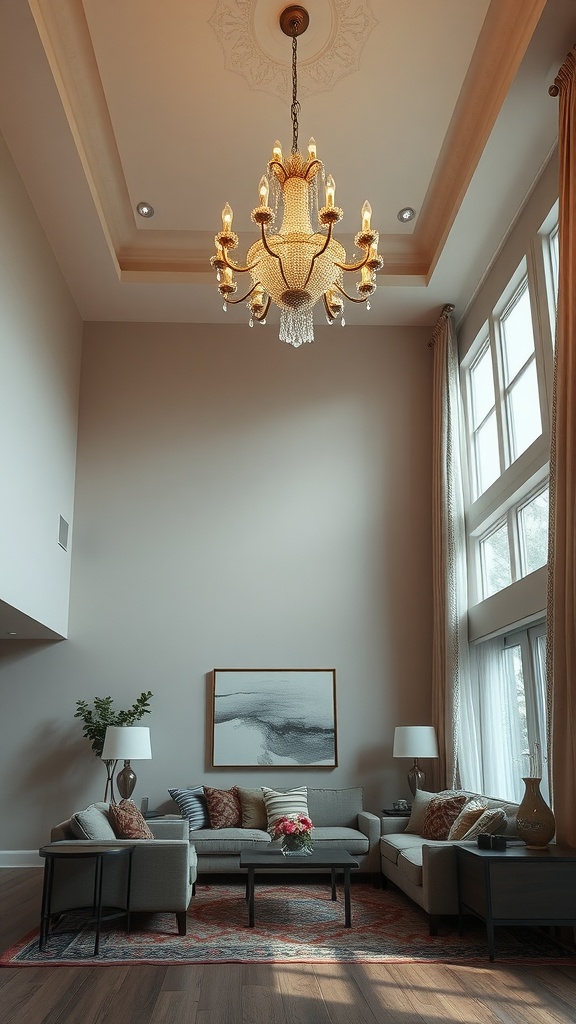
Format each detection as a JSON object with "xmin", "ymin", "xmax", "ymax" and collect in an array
[{"xmin": 2, "ymin": 882, "xmax": 574, "ymax": 967}]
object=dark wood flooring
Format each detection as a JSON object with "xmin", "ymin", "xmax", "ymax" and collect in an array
[{"xmin": 1, "ymin": 868, "xmax": 576, "ymax": 1024}]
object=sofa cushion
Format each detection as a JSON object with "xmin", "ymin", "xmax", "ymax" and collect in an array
[
  {"xmin": 421, "ymin": 793, "xmax": 467, "ymax": 840},
  {"xmin": 380, "ymin": 833, "xmax": 427, "ymax": 866},
  {"xmin": 261, "ymin": 787, "xmax": 309, "ymax": 829},
  {"xmin": 236, "ymin": 787, "xmax": 268, "ymax": 830},
  {"xmin": 310, "ymin": 827, "xmax": 369, "ymax": 856},
  {"xmin": 447, "ymin": 798, "xmax": 487, "ymax": 839},
  {"xmin": 404, "ymin": 789, "xmax": 436, "ymax": 834},
  {"xmin": 307, "ymin": 788, "xmax": 363, "ymax": 828},
  {"xmin": 109, "ymin": 799, "xmax": 154, "ymax": 839},
  {"xmin": 204, "ymin": 786, "xmax": 242, "ymax": 828},
  {"xmin": 188, "ymin": 827, "xmax": 271, "ymax": 853},
  {"xmin": 460, "ymin": 806, "xmax": 507, "ymax": 839},
  {"xmin": 70, "ymin": 803, "xmax": 116, "ymax": 841},
  {"xmin": 398, "ymin": 847, "xmax": 424, "ymax": 887},
  {"xmin": 168, "ymin": 786, "xmax": 209, "ymax": 830}
]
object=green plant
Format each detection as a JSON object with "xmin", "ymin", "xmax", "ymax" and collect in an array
[{"xmin": 74, "ymin": 691, "xmax": 153, "ymax": 757}]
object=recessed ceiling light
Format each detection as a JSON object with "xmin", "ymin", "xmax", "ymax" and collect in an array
[
  {"xmin": 7, "ymin": 631, "xmax": 17, "ymax": 636},
  {"xmin": 136, "ymin": 202, "xmax": 155, "ymax": 218},
  {"xmin": 397, "ymin": 207, "xmax": 415, "ymax": 223}
]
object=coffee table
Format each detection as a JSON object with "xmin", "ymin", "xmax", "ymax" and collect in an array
[{"xmin": 239, "ymin": 848, "xmax": 360, "ymax": 928}]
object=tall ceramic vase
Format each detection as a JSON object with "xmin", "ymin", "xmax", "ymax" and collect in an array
[{"xmin": 516, "ymin": 777, "xmax": 555, "ymax": 848}]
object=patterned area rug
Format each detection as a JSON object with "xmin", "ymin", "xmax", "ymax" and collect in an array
[{"xmin": 2, "ymin": 881, "xmax": 574, "ymax": 967}]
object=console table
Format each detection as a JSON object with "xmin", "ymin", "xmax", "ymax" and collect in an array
[{"xmin": 457, "ymin": 843, "xmax": 576, "ymax": 960}]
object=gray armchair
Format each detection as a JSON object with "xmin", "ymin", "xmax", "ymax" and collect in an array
[{"xmin": 45, "ymin": 816, "xmax": 196, "ymax": 935}]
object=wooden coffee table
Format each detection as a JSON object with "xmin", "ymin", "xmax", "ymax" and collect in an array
[{"xmin": 239, "ymin": 848, "xmax": 360, "ymax": 928}]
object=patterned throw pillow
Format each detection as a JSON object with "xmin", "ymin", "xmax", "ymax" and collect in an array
[
  {"xmin": 421, "ymin": 793, "xmax": 468, "ymax": 840},
  {"xmin": 447, "ymin": 798, "xmax": 488, "ymax": 840},
  {"xmin": 203, "ymin": 786, "xmax": 242, "ymax": 828},
  {"xmin": 169, "ymin": 786, "xmax": 209, "ymax": 830},
  {"xmin": 236, "ymin": 787, "xmax": 268, "ymax": 830},
  {"xmin": 261, "ymin": 786, "xmax": 309, "ymax": 830},
  {"xmin": 108, "ymin": 799, "xmax": 154, "ymax": 839},
  {"xmin": 460, "ymin": 806, "xmax": 507, "ymax": 840}
]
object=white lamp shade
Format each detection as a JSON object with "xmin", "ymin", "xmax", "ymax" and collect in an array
[
  {"xmin": 393, "ymin": 725, "xmax": 438, "ymax": 759},
  {"xmin": 101, "ymin": 726, "xmax": 152, "ymax": 761}
]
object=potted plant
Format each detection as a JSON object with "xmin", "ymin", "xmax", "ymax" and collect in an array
[{"xmin": 74, "ymin": 691, "xmax": 153, "ymax": 799}]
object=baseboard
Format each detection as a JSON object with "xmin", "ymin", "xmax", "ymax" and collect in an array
[{"xmin": 0, "ymin": 851, "xmax": 42, "ymax": 868}]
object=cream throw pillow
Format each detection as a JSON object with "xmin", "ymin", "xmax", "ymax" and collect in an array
[
  {"xmin": 460, "ymin": 806, "xmax": 507, "ymax": 840},
  {"xmin": 236, "ymin": 787, "xmax": 268, "ymax": 830},
  {"xmin": 447, "ymin": 798, "xmax": 487, "ymax": 840},
  {"xmin": 404, "ymin": 789, "xmax": 437, "ymax": 834}
]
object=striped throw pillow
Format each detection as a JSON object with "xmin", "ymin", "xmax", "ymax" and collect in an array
[
  {"xmin": 261, "ymin": 787, "xmax": 309, "ymax": 830},
  {"xmin": 460, "ymin": 806, "xmax": 507, "ymax": 840},
  {"xmin": 168, "ymin": 786, "xmax": 209, "ymax": 830}
]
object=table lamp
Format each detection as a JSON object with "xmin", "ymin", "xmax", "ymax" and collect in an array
[
  {"xmin": 393, "ymin": 725, "xmax": 438, "ymax": 796},
  {"xmin": 101, "ymin": 726, "xmax": 152, "ymax": 801}
]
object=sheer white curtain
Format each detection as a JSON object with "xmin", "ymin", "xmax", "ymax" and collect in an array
[{"xmin": 460, "ymin": 639, "xmax": 526, "ymax": 802}]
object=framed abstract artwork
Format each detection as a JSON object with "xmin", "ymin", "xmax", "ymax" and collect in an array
[{"xmin": 211, "ymin": 668, "xmax": 337, "ymax": 767}]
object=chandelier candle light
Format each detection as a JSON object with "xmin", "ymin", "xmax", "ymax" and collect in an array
[{"xmin": 211, "ymin": 5, "xmax": 383, "ymax": 348}]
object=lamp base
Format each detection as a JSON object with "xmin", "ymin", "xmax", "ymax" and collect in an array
[
  {"xmin": 407, "ymin": 760, "xmax": 425, "ymax": 797},
  {"xmin": 116, "ymin": 760, "xmax": 137, "ymax": 801}
]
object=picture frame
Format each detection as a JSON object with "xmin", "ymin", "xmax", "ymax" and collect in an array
[{"xmin": 211, "ymin": 668, "xmax": 337, "ymax": 768}]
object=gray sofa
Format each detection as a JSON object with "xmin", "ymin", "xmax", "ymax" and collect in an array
[
  {"xmin": 47, "ymin": 811, "xmax": 196, "ymax": 934},
  {"xmin": 380, "ymin": 789, "xmax": 521, "ymax": 933},
  {"xmin": 182, "ymin": 787, "xmax": 381, "ymax": 876}
]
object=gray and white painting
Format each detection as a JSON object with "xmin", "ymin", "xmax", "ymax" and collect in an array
[{"xmin": 212, "ymin": 670, "xmax": 337, "ymax": 766}]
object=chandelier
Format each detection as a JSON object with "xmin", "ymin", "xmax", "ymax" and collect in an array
[{"xmin": 211, "ymin": 5, "xmax": 383, "ymax": 348}]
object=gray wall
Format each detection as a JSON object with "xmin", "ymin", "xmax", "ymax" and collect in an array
[{"xmin": 1, "ymin": 319, "xmax": 434, "ymax": 857}]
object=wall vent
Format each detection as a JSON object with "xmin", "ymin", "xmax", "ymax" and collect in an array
[{"xmin": 58, "ymin": 515, "xmax": 69, "ymax": 551}]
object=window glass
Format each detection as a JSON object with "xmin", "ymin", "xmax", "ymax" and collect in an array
[
  {"xmin": 518, "ymin": 488, "xmax": 549, "ymax": 575},
  {"xmin": 503, "ymin": 643, "xmax": 529, "ymax": 763},
  {"xmin": 501, "ymin": 283, "xmax": 535, "ymax": 384},
  {"xmin": 470, "ymin": 343, "xmax": 494, "ymax": 427},
  {"xmin": 475, "ymin": 411, "xmax": 500, "ymax": 495},
  {"xmin": 481, "ymin": 521, "xmax": 512, "ymax": 598},
  {"xmin": 506, "ymin": 361, "xmax": 542, "ymax": 460},
  {"xmin": 550, "ymin": 225, "xmax": 559, "ymax": 307}
]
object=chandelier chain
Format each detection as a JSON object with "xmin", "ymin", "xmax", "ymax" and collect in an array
[{"xmin": 291, "ymin": 32, "xmax": 300, "ymax": 154}]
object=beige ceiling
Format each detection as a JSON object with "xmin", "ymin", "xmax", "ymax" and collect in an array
[{"xmin": 0, "ymin": 0, "xmax": 574, "ymax": 329}]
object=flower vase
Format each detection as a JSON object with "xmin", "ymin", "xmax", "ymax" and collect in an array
[
  {"xmin": 516, "ymin": 777, "xmax": 555, "ymax": 849},
  {"xmin": 280, "ymin": 834, "xmax": 313, "ymax": 857}
]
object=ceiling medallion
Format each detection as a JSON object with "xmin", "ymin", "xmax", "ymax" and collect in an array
[
  {"xmin": 211, "ymin": 6, "xmax": 383, "ymax": 348},
  {"xmin": 208, "ymin": 0, "xmax": 378, "ymax": 99}
]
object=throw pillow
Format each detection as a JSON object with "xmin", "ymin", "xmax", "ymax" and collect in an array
[
  {"xmin": 203, "ymin": 786, "xmax": 242, "ymax": 829},
  {"xmin": 261, "ymin": 786, "xmax": 309, "ymax": 830},
  {"xmin": 168, "ymin": 786, "xmax": 209, "ymax": 830},
  {"xmin": 404, "ymin": 789, "xmax": 437, "ymax": 834},
  {"xmin": 421, "ymin": 793, "xmax": 468, "ymax": 840},
  {"xmin": 236, "ymin": 786, "xmax": 268, "ymax": 830},
  {"xmin": 460, "ymin": 806, "xmax": 507, "ymax": 840},
  {"xmin": 108, "ymin": 799, "xmax": 154, "ymax": 839},
  {"xmin": 447, "ymin": 798, "xmax": 488, "ymax": 840},
  {"xmin": 70, "ymin": 803, "xmax": 117, "ymax": 841}
]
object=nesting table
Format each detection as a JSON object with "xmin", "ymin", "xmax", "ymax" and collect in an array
[
  {"xmin": 239, "ymin": 848, "xmax": 360, "ymax": 928},
  {"xmin": 39, "ymin": 843, "xmax": 135, "ymax": 956}
]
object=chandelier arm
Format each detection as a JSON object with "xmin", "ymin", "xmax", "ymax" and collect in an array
[
  {"xmin": 253, "ymin": 295, "xmax": 272, "ymax": 322},
  {"xmin": 222, "ymin": 282, "xmax": 263, "ymax": 305},
  {"xmin": 304, "ymin": 158, "xmax": 322, "ymax": 181},
  {"xmin": 268, "ymin": 160, "xmax": 288, "ymax": 184},
  {"xmin": 258, "ymin": 224, "xmax": 291, "ymax": 291},
  {"xmin": 333, "ymin": 282, "xmax": 371, "ymax": 304},
  {"xmin": 221, "ymin": 250, "xmax": 259, "ymax": 274},
  {"xmin": 302, "ymin": 222, "xmax": 334, "ymax": 290},
  {"xmin": 335, "ymin": 251, "xmax": 370, "ymax": 273}
]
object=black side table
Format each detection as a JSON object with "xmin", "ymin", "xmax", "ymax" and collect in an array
[
  {"xmin": 39, "ymin": 844, "xmax": 135, "ymax": 956},
  {"xmin": 382, "ymin": 808, "xmax": 411, "ymax": 817}
]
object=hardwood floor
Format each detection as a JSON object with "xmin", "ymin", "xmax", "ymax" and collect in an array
[{"xmin": 2, "ymin": 868, "xmax": 576, "ymax": 1024}]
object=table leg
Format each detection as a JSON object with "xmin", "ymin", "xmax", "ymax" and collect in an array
[
  {"xmin": 247, "ymin": 867, "xmax": 255, "ymax": 928},
  {"xmin": 93, "ymin": 853, "xmax": 104, "ymax": 956},
  {"xmin": 39, "ymin": 856, "xmax": 54, "ymax": 950},
  {"xmin": 344, "ymin": 867, "xmax": 352, "ymax": 928},
  {"xmin": 125, "ymin": 850, "xmax": 133, "ymax": 933},
  {"xmin": 331, "ymin": 867, "xmax": 337, "ymax": 901}
]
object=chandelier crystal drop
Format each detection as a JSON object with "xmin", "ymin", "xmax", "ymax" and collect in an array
[{"xmin": 211, "ymin": 5, "xmax": 383, "ymax": 348}]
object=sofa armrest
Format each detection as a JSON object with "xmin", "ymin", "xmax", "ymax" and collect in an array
[
  {"xmin": 148, "ymin": 817, "xmax": 188, "ymax": 840},
  {"xmin": 357, "ymin": 811, "xmax": 382, "ymax": 872},
  {"xmin": 421, "ymin": 842, "xmax": 459, "ymax": 915},
  {"xmin": 380, "ymin": 817, "xmax": 409, "ymax": 835}
]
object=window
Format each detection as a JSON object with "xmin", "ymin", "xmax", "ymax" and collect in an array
[
  {"xmin": 500, "ymin": 281, "xmax": 542, "ymax": 463},
  {"xmin": 477, "ymin": 484, "xmax": 549, "ymax": 601},
  {"xmin": 463, "ymin": 623, "xmax": 548, "ymax": 804}
]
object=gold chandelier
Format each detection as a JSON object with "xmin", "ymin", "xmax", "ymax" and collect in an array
[{"xmin": 211, "ymin": 5, "xmax": 383, "ymax": 348}]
